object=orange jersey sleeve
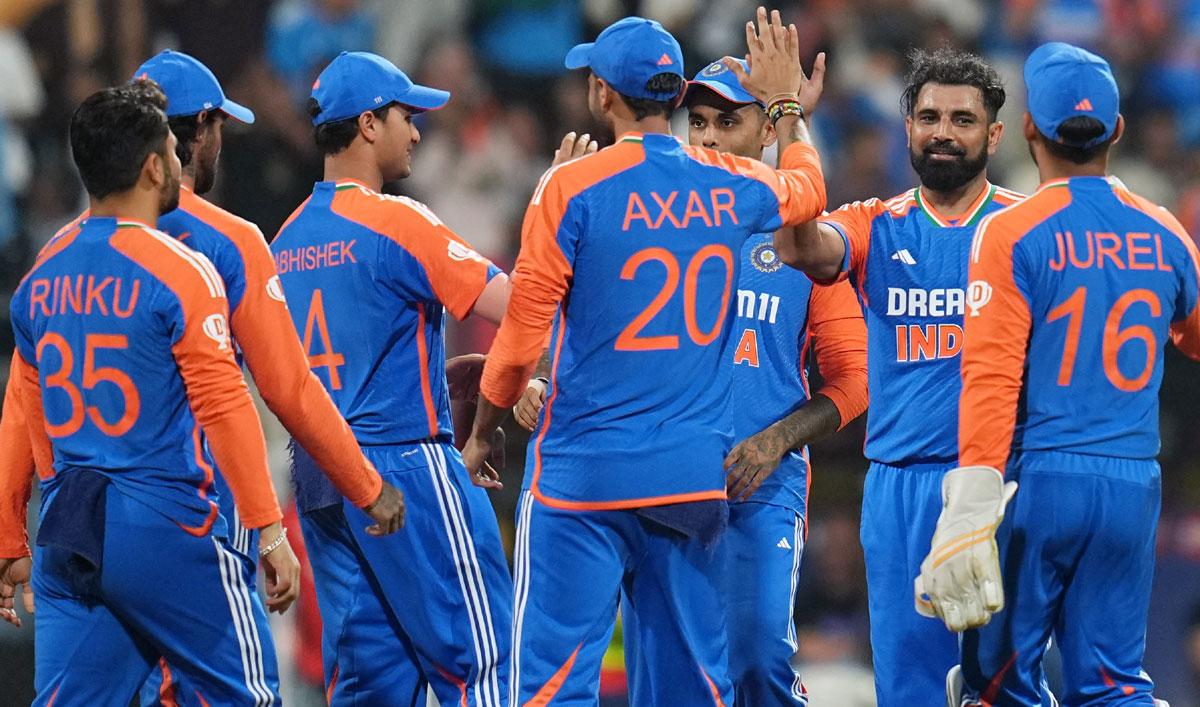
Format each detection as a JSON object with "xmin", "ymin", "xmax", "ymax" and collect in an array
[
  {"xmin": 806, "ymin": 280, "xmax": 868, "ymax": 429},
  {"xmin": 112, "ymin": 228, "xmax": 282, "ymax": 528},
  {"xmin": 819, "ymin": 198, "xmax": 889, "ymax": 283},
  {"xmin": 223, "ymin": 216, "xmax": 382, "ymax": 509},
  {"xmin": 481, "ymin": 144, "xmax": 646, "ymax": 408},
  {"xmin": 682, "ymin": 142, "xmax": 827, "ymax": 228},
  {"xmin": 959, "ymin": 191, "xmax": 1070, "ymax": 471},
  {"xmin": 0, "ymin": 355, "xmax": 36, "ymax": 557},
  {"xmin": 330, "ymin": 189, "xmax": 497, "ymax": 320}
]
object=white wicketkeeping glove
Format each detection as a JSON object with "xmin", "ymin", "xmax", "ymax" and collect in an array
[{"xmin": 915, "ymin": 466, "xmax": 1018, "ymax": 632}]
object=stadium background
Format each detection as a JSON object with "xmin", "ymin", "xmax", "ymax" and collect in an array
[{"xmin": 0, "ymin": 0, "xmax": 1199, "ymax": 704}]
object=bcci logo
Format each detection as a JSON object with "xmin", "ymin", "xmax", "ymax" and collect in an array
[
  {"xmin": 701, "ymin": 61, "xmax": 727, "ymax": 77},
  {"xmin": 966, "ymin": 280, "xmax": 992, "ymax": 317},
  {"xmin": 202, "ymin": 313, "xmax": 231, "ymax": 351},
  {"xmin": 750, "ymin": 242, "xmax": 783, "ymax": 273}
]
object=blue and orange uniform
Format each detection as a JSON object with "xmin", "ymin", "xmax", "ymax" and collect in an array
[
  {"xmin": 626, "ymin": 230, "xmax": 869, "ymax": 706},
  {"xmin": 481, "ymin": 19, "xmax": 826, "ymax": 702},
  {"xmin": 271, "ymin": 178, "xmax": 512, "ymax": 707},
  {"xmin": 819, "ymin": 179, "xmax": 1023, "ymax": 703},
  {"xmin": 2, "ymin": 217, "xmax": 286, "ymax": 706},
  {"xmin": 955, "ymin": 44, "xmax": 1200, "ymax": 705}
]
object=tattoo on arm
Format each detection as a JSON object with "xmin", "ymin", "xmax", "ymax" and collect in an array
[{"xmin": 759, "ymin": 393, "xmax": 841, "ymax": 455}]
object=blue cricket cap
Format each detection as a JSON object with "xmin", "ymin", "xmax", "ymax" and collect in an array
[
  {"xmin": 684, "ymin": 59, "xmax": 761, "ymax": 108},
  {"xmin": 134, "ymin": 50, "xmax": 255, "ymax": 124},
  {"xmin": 564, "ymin": 17, "xmax": 684, "ymax": 101},
  {"xmin": 1024, "ymin": 42, "xmax": 1119, "ymax": 148},
  {"xmin": 310, "ymin": 51, "xmax": 449, "ymax": 126}
]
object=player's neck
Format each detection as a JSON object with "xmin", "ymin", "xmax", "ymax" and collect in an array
[
  {"xmin": 323, "ymin": 154, "xmax": 385, "ymax": 192},
  {"xmin": 88, "ymin": 190, "xmax": 162, "ymax": 226},
  {"xmin": 180, "ymin": 172, "xmax": 196, "ymax": 193},
  {"xmin": 918, "ymin": 173, "xmax": 990, "ymax": 219},
  {"xmin": 1036, "ymin": 156, "xmax": 1108, "ymax": 183},
  {"xmin": 610, "ymin": 115, "xmax": 673, "ymax": 140}
]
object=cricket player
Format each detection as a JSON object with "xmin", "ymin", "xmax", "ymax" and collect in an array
[
  {"xmin": 516, "ymin": 58, "xmax": 869, "ymax": 704},
  {"xmin": 462, "ymin": 10, "xmax": 828, "ymax": 704},
  {"xmin": 773, "ymin": 47, "xmax": 1026, "ymax": 706},
  {"xmin": 0, "ymin": 80, "xmax": 300, "ymax": 706},
  {"xmin": 921, "ymin": 42, "xmax": 1199, "ymax": 706},
  {"xmin": 270, "ymin": 51, "xmax": 513, "ymax": 707}
]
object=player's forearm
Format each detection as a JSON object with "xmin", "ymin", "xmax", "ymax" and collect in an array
[
  {"xmin": 469, "ymin": 396, "xmax": 509, "ymax": 446},
  {"xmin": 175, "ymin": 343, "xmax": 281, "ymax": 528},
  {"xmin": 0, "ymin": 360, "xmax": 34, "ymax": 558},
  {"xmin": 775, "ymin": 221, "xmax": 845, "ymax": 282},
  {"xmin": 238, "ymin": 309, "xmax": 382, "ymax": 509},
  {"xmin": 756, "ymin": 394, "xmax": 842, "ymax": 457},
  {"xmin": 471, "ymin": 273, "xmax": 512, "ymax": 326},
  {"xmin": 774, "ymin": 113, "xmax": 815, "ymax": 153}
]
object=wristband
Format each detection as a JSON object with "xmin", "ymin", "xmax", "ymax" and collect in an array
[
  {"xmin": 767, "ymin": 99, "xmax": 805, "ymax": 125},
  {"xmin": 259, "ymin": 526, "xmax": 288, "ymax": 558}
]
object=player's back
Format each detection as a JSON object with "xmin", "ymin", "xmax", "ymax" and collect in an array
[
  {"xmin": 974, "ymin": 176, "xmax": 1200, "ymax": 458},
  {"xmin": 529, "ymin": 133, "xmax": 820, "ymax": 507},
  {"xmin": 10, "ymin": 217, "xmax": 232, "ymax": 531},
  {"xmin": 271, "ymin": 180, "xmax": 495, "ymax": 445}
]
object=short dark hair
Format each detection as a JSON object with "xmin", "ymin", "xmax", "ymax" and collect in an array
[
  {"xmin": 1041, "ymin": 116, "xmax": 1115, "ymax": 164},
  {"xmin": 618, "ymin": 73, "xmax": 684, "ymax": 121},
  {"xmin": 901, "ymin": 47, "xmax": 1006, "ymax": 122},
  {"xmin": 308, "ymin": 98, "xmax": 395, "ymax": 156},
  {"xmin": 69, "ymin": 79, "xmax": 171, "ymax": 200},
  {"xmin": 168, "ymin": 111, "xmax": 223, "ymax": 169}
]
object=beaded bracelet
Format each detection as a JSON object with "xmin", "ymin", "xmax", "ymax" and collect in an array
[
  {"xmin": 259, "ymin": 526, "xmax": 288, "ymax": 557},
  {"xmin": 768, "ymin": 99, "xmax": 805, "ymax": 125}
]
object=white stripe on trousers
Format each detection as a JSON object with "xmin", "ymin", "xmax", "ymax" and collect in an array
[
  {"xmin": 510, "ymin": 492, "xmax": 534, "ymax": 706},
  {"xmin": 421, "ymin": 443, "xmax": 502, "ymax": 707},
  {"xmin": 213, "ymin": 537, "xmax": 274, "ymax": 706},
  {"xmin": 789, "ymin": 514, "xmax": 807, "ymax": 703}
]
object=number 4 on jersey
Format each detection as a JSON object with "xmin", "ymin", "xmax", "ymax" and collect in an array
[{"xmin": 303, "ymin": 288, "xmax": 345, "ymax": 389}]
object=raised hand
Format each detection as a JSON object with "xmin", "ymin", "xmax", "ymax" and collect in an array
[
  {"xmin": 723, "ymin": 7, "xmax": 826, "ymax": 117},
  {"xmin": 552, "ymin": 131, "xmax": 599, "ymax": 167}
]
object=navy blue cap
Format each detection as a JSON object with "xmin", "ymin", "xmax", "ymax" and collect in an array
[
  {"xmin": 1024, "ymin": 42, "xmax": 1119, "ymax": 148},
  {"xmin": 134, "ymin": 50, "xmax": 255, "ymax": 124},
  {"xmin": 564, "ymin": 17, "xmax": 684, "ymax": 101},
  {"xmin": 684, "ymin": 59, "xmax": 761, "ymax": 108},
  {"xmin": 310, "ymin": 51, "xmax": 450, "ymax": 126}
]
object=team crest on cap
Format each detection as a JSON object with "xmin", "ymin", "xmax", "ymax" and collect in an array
[
  {"xmin": 750, "ymin": 242, "xmax": 782, "ymax": 273},
  {"xmin": 701, "ymin": 61, "xmax": 727, "ymax": 77}
]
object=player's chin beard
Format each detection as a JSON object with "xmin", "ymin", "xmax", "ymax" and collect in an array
[
  {"xmin": 160, "ymin": 178, "xmax": 181, "ymax": 215},
  {"xmin": 911, "ymin": 144, "xmax": 988, "ymax": 193}
]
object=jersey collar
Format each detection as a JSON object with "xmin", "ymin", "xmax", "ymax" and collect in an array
[{"xmin": 915, "ymin": 181, "xmax": 996, "ymax": 228}]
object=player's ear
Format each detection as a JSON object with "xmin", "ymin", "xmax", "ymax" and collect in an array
[
  {"xmin": 1021, "ymin": 111, "xmax": 1038, "ymax": 142},
  {"xmin": 357, "ymin": 109, "xmax": 379, "ymax": 144},
  {"xmin": 904, "ymin": 114, "xmax": 913, "ymax": 148},
  {"xmin": 1111, "ymin": 114, "xmax": 1125, "ymax": 146},
  {"xmin": 142, "ymin": 145, "xmax": 166, "ymax": 189},
  {"xmin": 986, "ymin": 120, "xmax": 1004, "ymax": 155},
  {"xmin": 594, "ymin": 76, "xmax": 615, "ymax": 113},
  {"xmin": 760, "ymin": 112, "xmax": 777, "ymax": 149}
]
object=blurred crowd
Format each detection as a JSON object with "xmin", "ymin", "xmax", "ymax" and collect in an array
[{"xmin": 2, "ymin": 0, "xmax": 1200, "ymax": 704}]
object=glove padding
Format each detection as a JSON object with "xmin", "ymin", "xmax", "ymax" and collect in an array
[
  {"xmin": 446, "ymin": 354, "xmax": 505, "ymax": 470},
  {"xmin": 915, "ymin": 466, "xmax": 1017, "ymax": 632}
]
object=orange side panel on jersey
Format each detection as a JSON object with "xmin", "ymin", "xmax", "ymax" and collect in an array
[
  {"xmin": 192, "ymin": 189, "xmax": 382, "ymax": 509},
  {"xmin": 329, "ymin": 187, "xmax": 493, "ymax": 320},
  {"xmin": 0, "ymin": 356, "xmax": 36, "ymax": 557},
  {"xmin": 959, "ymin": 186, "xmax": 1072, "ymax": 472},
  {"xmin": 414, "ymin": 307, "xmax": 440, "ymax": 438},
  {"xmin": 325, "ymin": 665, "xmax": 339, "ymax": 706},
  {"xmin": 524, "ymin": 643, "xmax": 582, "ymax": 707},
  {"xmin": 178, "ymin": 423, "xmax": 219, "ymax": 537},
  {"xmin": 110, "ymin": 227, "xmax": 281, "ymax": 528},
  {"xmin": 481, "ymin": 142, "xmax": 647, "ymax": 408},
  {"xmin": 820, "ymin": 198, "xmax": 890, "ymax": 284},
  {"xmin": 1112, "ymin": 184, "xmax": 1200, "ymax": 359},
  {"xmin": 682, "ymin": 142, "xmax": 826, "ymax": 227},
  {"xmin": 701, "ymin": 668, "xmax": 729, "ymax": 707},
  {"xmin": 157, "ymin": 658, "xmax": 179, "ymax": 707},
  {"xmin": 806, "ymin": 281, "xmax": 869, "ymax": 429}
]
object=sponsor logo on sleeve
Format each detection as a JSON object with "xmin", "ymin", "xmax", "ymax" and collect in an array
[
  {"xmin": 203, "ymin": 313, "xmax": 231, "ymax": 351},
  {"xmin": 967, "ymin": 280, "xmax": 993, "ymax": 317}
]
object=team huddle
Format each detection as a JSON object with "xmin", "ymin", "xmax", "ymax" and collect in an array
[{"xmin": 0, "ymin": 5, "xmax": 1196, "ymax": 707}]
